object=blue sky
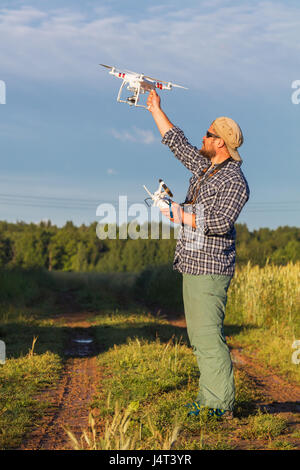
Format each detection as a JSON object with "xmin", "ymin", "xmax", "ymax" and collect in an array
[{"xmin": 0, "ymin": 0, "xmax": 299, "ymax": 230}]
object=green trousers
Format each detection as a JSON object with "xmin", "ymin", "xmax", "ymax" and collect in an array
[{"xmin": 182, "ymin": 273, "xmax": 235, "ymax": 411}]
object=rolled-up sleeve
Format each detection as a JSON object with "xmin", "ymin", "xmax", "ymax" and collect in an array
[
  {"xmin": 162, "ymin": 126, "xmax": 210, "ymax": 174},
  {"xmin": 204, "ymin": 180, "xmax": 249, "ymax": 236}
]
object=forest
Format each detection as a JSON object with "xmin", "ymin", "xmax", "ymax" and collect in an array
[{"xmin": 0, "ymin": 220, "xmax": 299, "ymax": 273}]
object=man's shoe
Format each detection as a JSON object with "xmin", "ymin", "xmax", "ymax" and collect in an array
[
  {"xmin": 184, "ymin": 401, "xmax": 205, "ymax": 416},
  {"xmin": 209, "ymin": 408, "xmax": 234, "ymax": 420},
  {"xmin": 185, "ymin": 403, "xmax": 234, "ymax": 419}
]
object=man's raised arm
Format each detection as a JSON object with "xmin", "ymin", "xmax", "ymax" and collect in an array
[
  {"xmin": 146, "ymin": 90, "xmax": 210, "ymax": 175},
  {"xmin": 147, "ymin": 90, "xmax": 174, "ymax": 137}
]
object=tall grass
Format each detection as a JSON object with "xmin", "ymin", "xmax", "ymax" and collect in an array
[
  {"xmin": 225, "ymin": 262, "xmax": 300, "ymax": 382},
  {"xmin": 134, "ymin": 261, "xmax": 300, "ymax": 382},
  {"xmin": 135, "ymin": 262, "xmax": 300, "ymax": 333},
  {"xmin": 0, "ymin": 269, "xmax": 55, "ymax": 307},
  {"xmin": 0, "ymin": 350, "xmax": 62, "ymax": 449},
  {"xmin": 0, "ymin": 268, "xmax": 137, "ymax": 317},
  {"xmin": 227, "ymin": 262, "xmax": 299, "ymax": 330},
  {"xmin": 134, "ymin": 264, "xmax": 183, "ymax": 312},
  {"xmin": 48, "ymin": 271, "xmax": 136, "ymax": 309},
  {"xmin": 2, "ymin": 263, "xmax": 298, "ymax": 331},
  {"xmin": 64, "ymin": 404, "xmax": 181, "ymax": 451}
]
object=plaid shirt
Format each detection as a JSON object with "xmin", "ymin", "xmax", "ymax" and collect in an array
[{"xmin": 162, "ymin": 126, "xmax": 250, "ymax": 276}]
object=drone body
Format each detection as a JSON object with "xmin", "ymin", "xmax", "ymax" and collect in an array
[
  {"xmin": 100, "ymin": 64, "xmax": 187, "ymax": 108},
  {"xmin": 143, "ymin": 179, "xmax": 173, "ymax": 210}
]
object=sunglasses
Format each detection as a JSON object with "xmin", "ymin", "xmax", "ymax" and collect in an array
[{"xmin": 206, "ymin": 131, "xmax": 220, "ymax": 139}]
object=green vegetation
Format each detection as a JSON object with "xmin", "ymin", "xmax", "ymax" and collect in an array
[
  {"xmin": 134, "ymin": 260, "xmax": 300, "ymax": 382},
  {"xmin": 77, "ymin": 311, "xmax": 284, "ymax": 450},
  {"xmin": 0, "ymin": 272, "xmax": 65, "ymax": 450},
  {"xmin": 226, "ymin": 262, "xmax": 300, "ymax": 383},
  {"xmin": 0, "ymin": 220, "xmax": 299, "ymax": 272},
  {"xmin": 90, "ymin": 315, "xmax": 242, "ymax": 450},
  {"xmin": 63, "ymin": 260, "xmax": 298, "ymax": 450},
  {"xmin": 0, "ymin": 349, "xmax": 62, "ymax": 449},
  {"xmin": 0, "ymin": 311, "xmax": 64, "ymax": 450},
  {"xmin": 268, "ymin": 440, "xmax": 297, "ymax": 450},
  {"xmin": 239, "ymin": 410, "xmax": 288, "ymax": 440},
  {"xmin": 0, "ymin": 253, "xmax": 299, "ymax": 449}
]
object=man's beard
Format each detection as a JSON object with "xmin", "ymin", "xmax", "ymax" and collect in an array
[{"xmin": 199, "ymin": 148, "xmax": 216, "ymax": 160}]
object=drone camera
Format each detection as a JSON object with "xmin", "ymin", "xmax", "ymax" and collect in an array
[{"xmin": 127, "ymin": 96, "xmax": 137, "ymax": 105}]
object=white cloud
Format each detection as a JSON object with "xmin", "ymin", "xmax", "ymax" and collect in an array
[
  {"xmin": 110, "ymin": 126, "xmax": 157, "ymax": 145},
  {"xmin": 0, "ymin": 2, "xmax": 299, "ymax": 92},
  {"xmin": 107, "ymin": 168, "xmax": 117, "ymax": 175}
]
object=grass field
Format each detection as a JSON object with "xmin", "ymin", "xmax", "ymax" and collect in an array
[
  {"xmin": 77, "ymin": 308, "xmax": 297, "ymax": 450},
  {"xmin": 87, "ymin": 312, "xmax": 262, "ymax": 450},
  {"xmin": 0, "ymin": 308, "xmax": 64, "ymax": 449},
  {"xmin": 0, "ymin": 263, "xmax": 299, "ymax": 450},
  {"xmin": 226, "ymin": 262, "xmax": 300, "ymax": 383}
]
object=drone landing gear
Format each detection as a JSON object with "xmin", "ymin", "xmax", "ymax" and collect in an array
[{"xmin": 116, "ymin": 81, "xmax": 148, "ymax": 108}]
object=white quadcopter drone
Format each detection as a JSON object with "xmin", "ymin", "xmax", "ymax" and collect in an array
[
  {"xmin": 143, "ymin": 179, "xmax": 173, "ymax": 210},
  {"xmin": 100, "ymin": 64, "xmax": 188, "ymax": 109},
  {"xmin": 143, "ymin": 179, "xmax": 175, "ymax": 220}
]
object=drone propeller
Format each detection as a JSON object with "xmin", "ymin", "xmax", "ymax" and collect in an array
[
  {"xmin": 99, "ymin": 64, "xmax": 114, "ymax": 70},
  {"xmin": 124, "ymin": 69, "xmax": 139, "ymax": 75},
  {"xmin": 100, "ymin": 65, "xmax": 137, "ymax": 76},
  {"xmin": 144, "ymin": 75, "xmax": 169, "ymax": 84},
  {"xmin": 144, "ymin": 74, "xmax": 188, "ymax": 89},
  {"xmin": 170, "ymin": 83, "xmax": 188, "ymax": 89}
]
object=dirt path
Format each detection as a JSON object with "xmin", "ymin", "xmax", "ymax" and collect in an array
[
  {"xmin": 20, "ymin": 312, "xmax": 300, "ymax": 450},
  {"xmin": 20, "ymin": 313, "xmax": 101, "ymax": 450},
  {"xmin": 169, "ymin": 316, "xmax": 300, "ymax": 410},
  {"xmin": 230, "ymin": 347, "xmax": 300, "ymax": 413}
]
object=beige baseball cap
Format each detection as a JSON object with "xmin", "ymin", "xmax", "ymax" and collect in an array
[{"xmin": 212, "ymin": 116, "xmax": 243, "ymax": 162}]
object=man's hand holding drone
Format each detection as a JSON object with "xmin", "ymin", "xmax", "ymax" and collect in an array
[
  {"xmin": 146, "ymin": 90, "xmax": 174, "ymax": 138},
  {"xmin": 147, "ymin": 89, "xmax": 161, "ymax": 113}
]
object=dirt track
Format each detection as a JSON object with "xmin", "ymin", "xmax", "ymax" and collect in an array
[
  {"xmin": 20, "ymin": 312, "xmax": 300, "ymax": 450},
  {"xmin": 20, "ymin": 313, "xmax": 101, "ymax": 450}
]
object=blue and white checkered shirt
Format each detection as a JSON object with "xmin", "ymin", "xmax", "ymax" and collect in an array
[{"xmin": 162, "ymin": 126, "xmax": 250, "ymax": 276}]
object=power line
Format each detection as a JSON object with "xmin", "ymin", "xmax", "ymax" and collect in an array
[
  {"xmin": 0, "ymin": 192, "xmax": 299, "ymax": 205},
  {"xmin": 0, "ymin": 193, "xmax": 118, "ymax": 205},
  {"xmin": 0, "ymin": 193, "xmax": 299, "ymax": 214},
  {"xmin": 244, "ymin": 209, "xmax": 300, "ymax": 213}
]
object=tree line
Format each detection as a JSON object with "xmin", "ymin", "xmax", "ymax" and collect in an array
[{"xmin": 0, "ymin": 220, "xmax": 299, "ymax": 272}]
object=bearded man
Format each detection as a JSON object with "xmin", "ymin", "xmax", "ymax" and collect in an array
[{"xmin": 147, "ymin": 90, "xmax": 250, "ymax": 419}]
